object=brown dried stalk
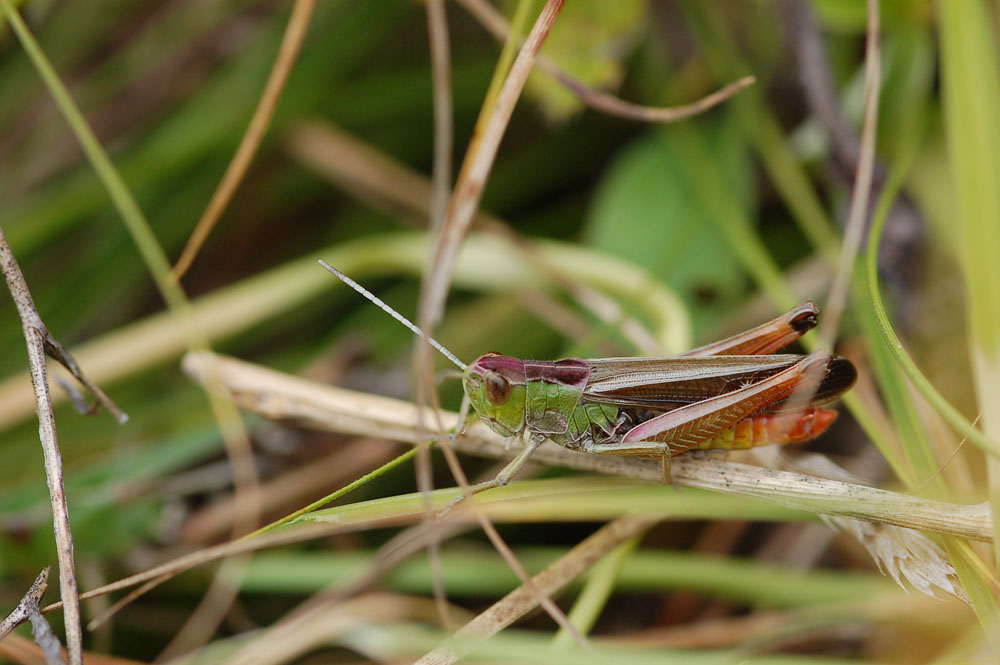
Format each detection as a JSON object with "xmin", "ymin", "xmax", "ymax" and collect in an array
[
  {"xmin": 412, "ymin": 1, "xmax": 592, "ymax": 647},
  {"xmin": 818, "ymin": 0, "xmax": 881, "ymax": 348},
  {"xmin": 419, "ymin": 0, "xmax": 566, "ymax": 329},
  {"xmin": 170, "ymin": 0, "xmax": 318, "ymax": 281},
  {"xmin": 414, "ymin": 515, "xmax": 660, "ymax": 665},
  {"xmin": 458, "ymin": 0, "xmax": 755, "ymax": 123},
  {"xmin": 0, "ymin": 225, "xmax": 102, "ymax": 665}
]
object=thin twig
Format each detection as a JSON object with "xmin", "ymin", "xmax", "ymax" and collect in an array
[
  {"xmin": 458, "ymin": 0, "xmax": 756, "ymax": 123},
  {"xmin": 170, "ymin": 0, "xmax": 317, "ymax": 282},
  {"xmin": 414, "ymin": 515, "xmax": 659, "ymax": 665},
  {"xmin": 0, "ymin": 223, "xmax": 83, "ymax": 665},
  {"xmin": 818, "ymin": 0, "xmax": 881, "ymax": 347},
  {"xmin": 0, "ymin": 568, "xmax": 50, "ymax": 642},
  {"xmin": 783, "ymin": 0, "xmax": 881, "ymax": 425},
  {"xmin": 413, "ymin": 0, "xmax": 592, "ymax": 649},
  {"xmin": 0, "ymin": 230, "xmax": 127, "ymax": 426},
  {"xmin": 555, "ymin": 73, "xmax": 756, "ymax": 123},
  {"xmin": 42, "ymin": 336, "xmax": 128, "ymax": 424},
  {"xmin": 425, "ymin": 0, "xmax": 453, "ymax": 232},
  {"xmin": 421, "ymin": 0, "xmax": 456, "ymax": 629},
  {"xmin": 418, "ymin": 0, "xmax": 566, "ymax": 329},
  {"xmin": 0, "ymin": 569, "xmax": 68, "ymax": 665},
  {"xmin": 0, "ymin": 233, "xmax": 126, "ymax": 427}
]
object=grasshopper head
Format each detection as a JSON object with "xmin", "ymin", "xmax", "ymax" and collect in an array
[{"xmin": 463, "ymin": 353, "xmax": 527, "ymax": 438}]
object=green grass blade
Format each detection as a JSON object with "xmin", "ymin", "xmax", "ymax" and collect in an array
[
  {"xmin": 866, "ymin": 167, "xmax": 1000, "ymax": 460},
  {"xmin": 943, "ymin": 539, "xmax": 1000, "ymax": 652},
  {"xmin": 237, "ymin": 547, "xmax": 896, "ymax": 607},
  {"xmin": 552, "ymin": 534, "xmax": 641, "ymax": 649},
  {"xmin": 938, "ymin": 0, "xmax": 1000, "ymax": 568},
  {"xmin": 0, "ymin": 1, "xmax": 179, "ymax": 308}
]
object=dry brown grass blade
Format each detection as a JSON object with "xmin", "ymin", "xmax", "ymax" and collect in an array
[
  {"xmin": 170, "ymin": 0, "xmax": 317, "ymax": 282},
  {"xmin": 418, "ymin": 0, "xmax": 565, "ymax": 330},
  {"xmin": 180, "ymin": 351, "xmax": 995, "ymax": 541},
  {"xmin": 458, "ymin": 0, "xmax": 756, "ymax": 122},
  {"xmin": 781, "ymin": 0, "xmax": 880, "ymax": 453},
  {"xmin": 411, "ymin": 3, "xmax": 591, "ymax": 648},
  {"xmin": 425, "ymin": 0, "xmax": 452, "ymax": 233},
  {"xmin": 417, "ymin": 0, "xmax": 453, "ymax": 617},
  {"xmin": 414, "ymin": 515, "xmax": 659, "ymax": 665},
  {"xmin": 818, "ymin": 0, "xmax": 881, "ymax": 347}
]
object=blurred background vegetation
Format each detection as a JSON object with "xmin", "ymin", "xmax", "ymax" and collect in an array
[{"xmin": 1, "ymin": 0, "xmax": 997, "ymax": 663}]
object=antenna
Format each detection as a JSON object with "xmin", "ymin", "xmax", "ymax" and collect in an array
[{"xmin": 318, "ymin": 260, "xmax": 469, "ymax": 372}]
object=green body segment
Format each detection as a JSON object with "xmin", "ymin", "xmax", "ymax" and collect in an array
[
  {"xmin": 562, "ymin": 401, "xmax": 620, "ymax": 447},
  {"xmin": 521, "ymin": 378, "xmax": 622, "ymax": 449},
  {"xmin": 463, "ymin": 353, "xmax": 622, "ymax": 447},
  {"xmin": 526, "ymin": 377, "xmax": 586, "ymax": 434}
]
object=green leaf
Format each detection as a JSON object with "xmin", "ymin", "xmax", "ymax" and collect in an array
[{"xmin": 584, "ymin": 118, "xmax": 751, "ymax": 335}]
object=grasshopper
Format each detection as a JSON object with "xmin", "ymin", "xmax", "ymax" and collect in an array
[{"xmin": 320, "ymin": 261, "xmax": 856, "ymax": 506}]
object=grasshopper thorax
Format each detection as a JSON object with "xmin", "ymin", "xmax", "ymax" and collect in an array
[{"xmin": 463, "ymin": 353, "xmax": 528, "ymax": 438}]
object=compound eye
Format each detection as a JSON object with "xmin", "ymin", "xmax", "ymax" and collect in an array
[{"xmin": 485, "ymin": 371, "xmax": 511, "ymax": 405}]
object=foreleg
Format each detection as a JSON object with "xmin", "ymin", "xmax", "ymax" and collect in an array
[{"xmin": 441, "ymin": 435, "xmax": 544, "ymax": 515}]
